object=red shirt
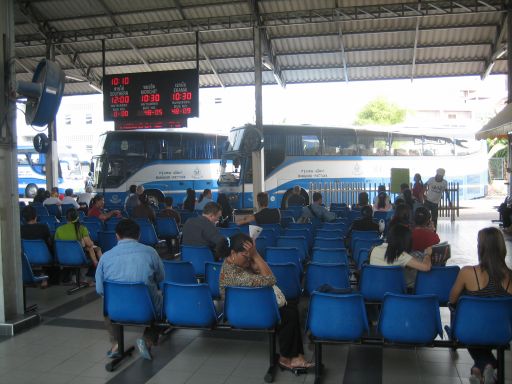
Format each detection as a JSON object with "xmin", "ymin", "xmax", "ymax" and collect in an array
[
  {"xmin": 412, "ymin": 227, "xmax": 440, "ymax": 251},
  {"xmin": 88, "ymin": 206, "xmax": 103, "ymax": 220}
]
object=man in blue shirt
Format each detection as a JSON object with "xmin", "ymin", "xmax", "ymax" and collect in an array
[{"xmin": 96, "ymin": 219, "xmax": 165, "ymax": 360}]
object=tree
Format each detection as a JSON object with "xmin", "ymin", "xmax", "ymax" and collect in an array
[{"xmin": 354, "ymin": 97, "xmax": 407, "ymax": 126}]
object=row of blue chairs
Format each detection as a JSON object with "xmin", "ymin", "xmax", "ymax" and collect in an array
[
  {"xmin": 308, "ymin": 291, "xmax": 512, "ymax": 384},
  {"xmin": 104, "ymin": 282, "xmax": 280, "ymax": 382}
]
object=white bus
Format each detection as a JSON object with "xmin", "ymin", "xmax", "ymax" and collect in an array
[
  {"xmin": 17, "ymin": 146, "xmax": 85, "ymax": 197},
  {"xmin": 218, "ymin": 124, "xmax": 488, "ymax": 209},
  {"xmin": 91, "ymin": 130, "xmax": 227, "ymax": 207}
]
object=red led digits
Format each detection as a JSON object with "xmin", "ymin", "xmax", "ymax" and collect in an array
[
  {"xmin": 141, "ymin": 94, "xmax": 161, "ymax": 103},
  {"xmin": 111, "ymin": 76, "xmax": 130, "ymax": 86},
  {"xmin": 171, "ymin": 92, "xmax": 192, "ymax": 101},
  {"xmin": 111, "ymin": 95, "xmax": 130, "ymax": 104}
]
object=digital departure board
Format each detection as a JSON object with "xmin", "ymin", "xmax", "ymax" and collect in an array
[{"xmin": 103, "ymin": 69, "xmax": 199, "ymax": 129}]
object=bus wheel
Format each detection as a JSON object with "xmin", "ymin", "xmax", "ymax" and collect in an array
[{"xmin": 25, "ymin": 184, "xmax": 38, "ymax": 198}]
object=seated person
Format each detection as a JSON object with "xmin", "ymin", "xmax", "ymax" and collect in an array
[
  {"xmin": 299, "ymin": 192, "xmax": 335, "ymax": 223},
  {"xmin": 195, "ymin": 189, "xmax": 214, "ymax": 211},
  {"xmin": 345, "ymin": 205, "xmax": 380, "ymax": 248},
  {"xmin": 287, "ymin": 185, "xmax": 306, "ymax": 207},
  {"xmin": 411, "ymin": 207, "xmax": 440, "ymax": 252},
  {"xmin": 218, "ymin": 233, "xmax": 313, "ymax": 371},
  {"xmin": 96, "ymin": 219, "xmax": 165, "ymax": 360},
  {"xmin": 498, "ymin": 195, "xmax": 512, "ymax": 232},
  {"xmin": 217, "ymin": 193, "xmax": 233, "ymax": 226},
  {"xmin": 61, "ymin": 188, "xmax": 80, "ymax": 209},
  {"xmin": 55, "ymin": 208, "xmax": 102, "ymax": 268},
  {"xmin": 387, "ymin": 203, "xmax": 411, "ymax": 231},
  {"xmin": 373, "ymin": 191, "xmax": 392, "ymax": 212},
  {"xmin": 372, "ymin": 185, "xmax": 390, "ymax": 206},
  {"xmin": 183, "ymin": 188, "xmax": 196, "ymax": 212},
  {"xmin": 237, "ymin": 192, "xmax": 281, "ymax": 225},
  {"xmin": 88, "ymin": 195, "xmax": 121, "ymax": 222},
  {"xmin": 158, "ymin": 197, "xmax": 181, "ymax": 225},
  {"xmin": 131, "ymin": 192, "xmax": 156, "ymax": 224},
  {"xmin": 77, "ymin": 186, "xmax": 95, "ymax": 212},
  {"xmin": 182, "ymin": 202, "xmax": 225, "ymax": 254},
  {"xmin": 352, "ymin": 191, "xmax": 369, "ymax": 210},
  {"xmin": 43, "ymin": 187, "xmax": 62, "ymax": 218},
  {"xmin": 370, "ymin": 224, "xmax": 432, "ymax": 288},
  {"xmin": 20, "ymin": 205, "xmax": 52, "ymax": 249},
  {"xmin": 449, "ymin": 227, "xmax": 512, "ymax": 383},
  {"xmin": 33, "ymin": 188, "xmax": 47, "ymax": 204}
]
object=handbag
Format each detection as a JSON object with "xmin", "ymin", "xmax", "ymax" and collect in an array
[{"xmin": 272, "ymin": 285, "xmax": 287, "ymax": 308}]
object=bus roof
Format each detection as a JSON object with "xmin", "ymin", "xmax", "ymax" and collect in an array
[{"xmin": 100, "ymin": 129, "xmax": 226, "ymax": 137}]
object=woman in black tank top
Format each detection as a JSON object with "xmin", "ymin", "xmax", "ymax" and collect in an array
[{"xmin": 449, "ymin": 227, "xmax": 512, "ymax": 383}]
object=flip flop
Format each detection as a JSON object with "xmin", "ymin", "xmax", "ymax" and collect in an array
[
  {"xmin": 136, "ymin": 338, "xmax": 152, "ymax": 360},
  {"xmin": 278, "ymin": 361, "xmax": 311, "ymax": 375},
  {"xmin": 107, "ymin": 349, "xmax": 120, "ymax": 359}
]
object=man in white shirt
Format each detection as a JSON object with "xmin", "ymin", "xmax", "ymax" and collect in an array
[
  {"xmin": 61, "ymin": 188, "xmax": 80, "ymax": 209},
  {"xmin": 424, "ymin": 168, "xmax": 450, "ymax": 230}
]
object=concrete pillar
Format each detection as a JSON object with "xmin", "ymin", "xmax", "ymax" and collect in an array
[
  {"xmin": 46, "ymin": 43, "xmax": 59, "ymax": 191},
  {"xmin": 252, "ymin": 26, "xmax": 264, "ymax": 206},
  {"xmin": 0, "ymin": 0, "xmax": 24, "ymax": 323}
]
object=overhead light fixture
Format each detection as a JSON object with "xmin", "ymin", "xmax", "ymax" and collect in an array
[
  {"xmin": 89, "ymin": 83, "xmax": 103, "ymax": 93},
  {"xmin": 262, "ymin": 57, "xmax": 274, "ymax": 70},
  {"xmin": 65, "ymin": 74, "xmax": 86, "ymax": 82}
]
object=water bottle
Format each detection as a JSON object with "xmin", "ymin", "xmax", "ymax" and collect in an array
[{"xmin": 379, "ymin": 219, "xmax": 385, "ymax": 233}]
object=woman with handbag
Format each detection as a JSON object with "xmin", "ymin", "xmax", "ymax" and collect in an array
[{"xmin": 217, "ymin": 233, "xmax": 313, "ymax": 372}]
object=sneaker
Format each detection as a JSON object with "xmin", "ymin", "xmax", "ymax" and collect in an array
[
  {"xmin": 136, "ymin": 338, "xmax": 152, "ymax": 360},
  {"xmin": 483, "ymin": 365, "xmax": 495, "ymax": 384},
  {"xmin": 469, "ymin": 374, "xmax": 480, "ymax": 384}
]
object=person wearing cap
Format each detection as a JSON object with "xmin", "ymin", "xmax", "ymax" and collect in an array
[{"xmin": 424, "ymin": 168, "xmax": 451, "ymax": 230}]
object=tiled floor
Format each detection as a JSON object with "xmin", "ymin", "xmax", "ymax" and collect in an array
[{"xmin": 3, "ymin": 198, "xmax": 512, "ymax": 384}]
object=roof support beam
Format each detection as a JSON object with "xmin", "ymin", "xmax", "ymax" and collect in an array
[
  {"xmin": 337, "ymin": 24, "xmax": 348, "ymax": 82},
  {"xmin": 481, "ymin": 12, "xmax": 507, "ymax": 80},
  {"xmin": 16, "ymin": 1, "xmax": 102, "ymax": 90},
  {"xmin": 411, "ymin": 2, "xmax": 421, "ymax": 81},
  {"xmin": 249, "ymin": 0, "xmax": 285, "ymax": 87},
  {"xmin": 96, "ymin": 0, "xmax": 152, "ymax": 71}
]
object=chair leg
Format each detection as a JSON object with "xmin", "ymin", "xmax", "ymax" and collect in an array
[
  {"xmin": 23, "ymin": 285, "xmax": 38, "ymax": 313},
  {"xmin": 497, "ymin": 347, "xmax": 505, "ymax": 384},
  {"xmin": 264, "ymin": 332, "xmax": 277, "ymax": 383},
  {"xmin": 105, "ymin": 324, "xmax": 135, "ymax": 372},
  {"xmin": 314, "ymin": 343, "xmax": 323, "ymax": 384},
  {"xmin": 67, "ymin": 268, "xmax": 88, "ymax": 295}
]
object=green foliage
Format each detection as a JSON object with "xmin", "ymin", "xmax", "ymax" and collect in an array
[
  {"xmin": 487, "ymin": 138, "xmax": 508, "ymax": 158},
  {"xmin": 355, "ymin": 97, "xmax": 407, "ymax": 126}
]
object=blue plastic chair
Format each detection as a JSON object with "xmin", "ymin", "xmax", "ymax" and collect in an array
[
  {"xmin": 224, "ymin": 286, "xmax": 281, "ymax": 329},
  {"xmin": 287, "ymin": 222, "xmax": 314, "ymax": 232},
  {"xmin": 162, "ymin": 261, "xmax": 196, "ymax": 284},
  {"xmin": 255, "ymin": 235, "xmax": 270, "ymax": 259},
  {"xmin": 415, "ymin": 266, "xmax": 460, "ymax": 305},
  {"xmin": 21, "ymin": 252, "xmax": 48, "ymax": 313},
  {"xmin": 105, "ymin": 216, "xmax": 123, "ymax": 231},
  {"xmin": 34, "ymin": 205, "xmax": 49, "ymax": 217},
  {"xmin": 260, "ymin": 223, "xmax": 282, "ymax": 234},
  {"xmin": 448, "ymin": 296, "xmax": 512, "ymax": 346},
  {"xmin": 22, "ymin": 239, "xmax": 54, "ymax": 265},
  {"xmin": 265, "ymin": 247, "xmax": 302, "ymax": 276},
  {"xmin": 280, "ymin": 216, "xmax": 294, "ymax": 228},
  {"xmin": 350, "ymin": 230, "xmax": 380, "ymax": 251},
  {"xmin": 218, "ymin": 227, "xmax": 240, "ymax": 238},
  {"xmin": 83, "ymin": 215, "xmax": 104, "ymax": 228},
  {"xmin": 155, "ymin": 217, "xmax": 180, "ymax": 238},
  {"xmin": 163, "ymin": 282, "xmax": 220, "ymax": 327},
  {"xmin": 98, "ymin": 230, "xmax": 118, "ymax": 252},
  {"xmin": 103, "ymin": 280, "xmax": 158, "ymax": 371},
  {"xmin": 54, "ymin": 240, "xmax": 91, "ymax": 294},
  {"xmin": 38, "ymin": 215, "xmax": 59, "ymax": 233},
  {"xmin": 283, "ymin": 228, "xmax": 312, "ymax": 247},
  {"xmin": 205, "ymin": 261, "xmax": 223, "ymax": 299},
  {"xmin": 307, "ymin": 292, "xmax": 368, "ymax": 341},
  {"xmin": 311, "ymin": 247, "xmax": 348, "ymax": 265},
  {"xmin": 82, "ymin": 221, "xmax": 101, "ymax": 243},
  {"xmin": 353, "ymin": 238, "xmax": 383, "ymax": 266},
  {"xmin": 313, "ymin": 237, "xmax": 343, "ymax": 250},
  {"xmin": 177, "ymin": 210, "xmax": 198, "ymax": 224},
  {"xmin": 61, "ymin": 204, "xmax": 76, "ymax": 216},
  {"xmin": 379, "ymin": 293, "xmax": 442, "ymax": 344},
  {"xmin": 305, "ymin": 262, "xmax": 350, "ymax": 295},
  {"xmin": 268, "ymin": 262, "xmax": 302, "ymax": 300},
  {"xmin": 315, "ymin": 229, "xmax": 343, "ymax": 239},
  {"xmin": 360, "ymin": 265, "xmax": 406, "ymax": 302},
  {"xmin": 276, "ymin": 236, "xmax": 308, "ymax": 261},
  {"xmin": 45, "ymin": 204, "xmax": 61, "ymax": 218},
  {"xmin": 138, "ymin": 223, "xmax": 160, "ymax": 247},
  {"xmin": 181, "ymin": 245, "xmax": 215, "ymax": 276},
  {"xmin": 356, "ymin": 248, "xmax": 371, "ymax": 269},
  {"xmin": 260, "ymin": 228, "xmax": 277, "ymax": 246}
]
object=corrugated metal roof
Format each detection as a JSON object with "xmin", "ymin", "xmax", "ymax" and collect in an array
[{"xmin": 12, "ymin": 0, "xmax": 509, "ymax": 95}]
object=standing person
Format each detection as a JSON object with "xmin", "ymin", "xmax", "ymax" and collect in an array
[
  {"xmin": 158, "ymin": 197, "xmax": 181, "ymax": 226},
  {"xmin": 217, "ymin": 233, "xmax": 313, "ymax": 371},
  {"xmin": 236, "ymin": 192, "xmax": 281, "ymax": 225},
  {"xmin": 412, "ymin": 173, "xmax": 425, "ymax": 203},
  {"xmin": 182, "ymin": 202, "xmax": 225, "ymax": 253},
  {"xmin": 96, "ymin": 219, "xmax": 165, "ymax": 360},
  {"xmin": 195, "ymin": 189, "xmax": 213, "ymax": 211},
  {"xmin": 217, "ymin": 193, "xmax": 233, "ymax": 225},
  {"xmin": 287, "ymin": 186, "xmax": 306, "ymax": 207},
  {"xmin": 131, "ymin": 192, "xmax": 156, "ymax": 224},
  {"xmin": 449, "ymin": 227, "xmax": 512, "ymax": 384},
  {"xmin": 125, "ymin": 185, "xmax": 144, "ymax": 213},
  {"xmin": 424, "ymin": 168, "xmax": 451, "ymax": 230},
  {"xmin": 124, "ymin": 185, "xmax": 138, "ymax": 211},
  {"xmin": 183, "ymin": 188, "xmax": 196, "ymax": 212},
  {"xmin": 299, "ymin": 192, "xmax": 335, "ymax": 223}
]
